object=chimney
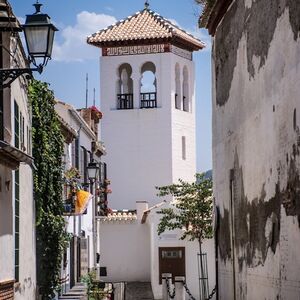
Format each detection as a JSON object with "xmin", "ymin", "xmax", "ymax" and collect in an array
[{"xmin": 136, "ymin": 201, "xmax": 149, "ymax": 221}]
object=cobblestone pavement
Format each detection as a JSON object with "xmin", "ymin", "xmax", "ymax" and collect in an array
[
  {"xmin": 125, "ymin": 282, "xmax": 154, "ymax": 300},
  {"xmin": 58, "ymin": 283, "xmax": 87, "ymax": 300}
]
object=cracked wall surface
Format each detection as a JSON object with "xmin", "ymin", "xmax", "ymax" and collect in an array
[
  {"xmin": 214, "ymin": 0, "xmax": 300, "ymax": 106},
  {"xmin": 212, "ymin": 0, "xmax": 300, "ymax": 299}
]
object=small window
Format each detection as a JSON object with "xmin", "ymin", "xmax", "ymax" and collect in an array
[
  {"xmin": 162, "ymin": 250, "xmax": 183, "ymax": 259},
  {"xmin": 14, "ymin": 101, "xmax": 20, "ymax": 149},
  {"xmin": 20, "ymin": 113, "xmax": 25, "ymax": 151},
  {"xmin": 75, "ymin": 138, "xmax": 80, "ymax": 169},
  {"xmin": 182, "ymin": 66, "xmax": 189, "ymax": 112},
  {"xmin": 175, "ymin": 63, "xmax": 181, "ymax": 110},
  {"xmin": 27, "ymin": 126, "xmax": 32, "ymax": 155},
  {"xmin": 182, "ymin": 136, "xmax": 186, "ymax": 160}
]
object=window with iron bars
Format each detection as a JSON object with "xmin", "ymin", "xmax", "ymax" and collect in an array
[
  {"xmin": 14, "ymin": 101, "xmax": 20, "ymax": 149},
  {"xmin": 140, "ymin": 92, "xmax": 157, "ymax": 109},
  {"xmin": 117, "ymin": 93, "xmax": 133, "ymax": 110}
]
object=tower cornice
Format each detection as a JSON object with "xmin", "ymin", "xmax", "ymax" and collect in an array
[{"xmin": 87, "ymin": 8, "xmax": 205, "ymax": 52}]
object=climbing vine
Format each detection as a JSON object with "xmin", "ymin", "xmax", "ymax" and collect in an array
[
  {"xmin": 195, "ymin": 0, "xmax": 217, "ymax": 27},
  {"xmin": 29, "ymin": 80, "xmax": 69, "ymax": 299}
]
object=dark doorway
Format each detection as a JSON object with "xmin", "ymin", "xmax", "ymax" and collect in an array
[{"xmin": 159, "ymin": 247, "xmax": 185, "ymax": 284}]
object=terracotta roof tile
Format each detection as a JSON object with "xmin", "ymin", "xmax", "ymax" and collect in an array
[{"xmin": 87, "ymin": 8, "xmax": 204, "ymax": 50}]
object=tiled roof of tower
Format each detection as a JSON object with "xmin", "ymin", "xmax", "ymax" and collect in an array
[{"xmin": 87, "ymin": 8, "xmax": 205, "ymax": 51}]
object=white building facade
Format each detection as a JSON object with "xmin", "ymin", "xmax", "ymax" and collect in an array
[
  {"xmin": 0, "ymin": 2, "xmax": 36, "ymax": 299},
  {"xmin": 55, "ymin": 102, "xmax": 105, "ymax": 294},
  {"xmin": 88, "ymin": 5, "xmax": 215, "ymax": 299}
]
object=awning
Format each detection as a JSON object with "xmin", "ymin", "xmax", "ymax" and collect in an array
[{"xmin": 0, "ymin": 141, "xmax": 33, "ymax": 170}]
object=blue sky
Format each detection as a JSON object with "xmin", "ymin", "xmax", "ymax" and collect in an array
[{"xmin": 10, "ymin": 0, "xmax": 212, "ymax": 172}]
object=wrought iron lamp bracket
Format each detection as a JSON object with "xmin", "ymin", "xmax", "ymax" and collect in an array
[{"xmin": 0, "ymin": 65, "xmax": 43, "ymax": 89}]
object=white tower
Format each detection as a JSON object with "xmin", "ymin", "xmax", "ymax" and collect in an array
[{"xmin": 88, "ymin": 4, "xmax": 204, "ymax": 209}]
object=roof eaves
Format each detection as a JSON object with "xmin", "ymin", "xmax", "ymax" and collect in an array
[{"xmin": 200, "ymin": 0, "xmax": 234, "ymax": 36}]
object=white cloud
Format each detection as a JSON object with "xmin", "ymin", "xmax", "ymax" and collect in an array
[{"xmin": 53, "ymin": 11, "xmax": 117, "ymax": 62}]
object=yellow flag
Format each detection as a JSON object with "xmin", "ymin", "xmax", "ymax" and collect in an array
[{"xmin": 75, "ymin": 190, "xmax": 93, "ymax": 214}]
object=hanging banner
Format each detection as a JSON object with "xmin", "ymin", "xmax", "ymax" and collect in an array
[{"xmin": 75, "ymin": 190, "xmax": 93, "ymax": 214}]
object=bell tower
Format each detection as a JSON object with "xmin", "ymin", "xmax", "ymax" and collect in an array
[{"xmin": 88, "ymin": 5, "xmax": 204, "ymax": 209}]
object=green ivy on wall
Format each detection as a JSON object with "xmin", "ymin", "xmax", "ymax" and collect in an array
[
  {"xmin": 29, "ymin": 80, "xmax": 69, "ymax": 300},
  {"xmin": 195, "ymin": 0, "xmax": 217, "ymax": 27}
]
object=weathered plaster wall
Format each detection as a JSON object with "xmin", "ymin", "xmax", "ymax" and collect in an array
[{"xmin": 212, "ymin": 0, "xmax": 300, "ymax": 299}]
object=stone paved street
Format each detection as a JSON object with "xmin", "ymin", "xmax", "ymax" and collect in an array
[
  {"xmin": 125, "ymin": 282, "xmax": 154, "ymax": 300},
  {"xmin": 59, "ymin": 283, "xmax": 87, "ymax": 300}
]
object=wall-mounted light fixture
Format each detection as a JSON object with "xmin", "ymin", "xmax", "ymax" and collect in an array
[{"xmin": 0, "ymin": 1, "xmax": 58, "ymax": 88}]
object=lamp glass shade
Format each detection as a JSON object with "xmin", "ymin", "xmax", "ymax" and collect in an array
[
  {"xmin": 22, "ymin": 4, "xmax": 58, "ymax": 61},
  {"xmin": 87, "ymin": 163, "xmax": 98, "ymax": 181},
  {"xmin": 24, "ymin": 25, "xmax": 50, "ymax": 57},
  {"xmin": 47, "ymin": 26, "xmax": 55, "ymax": 56}
]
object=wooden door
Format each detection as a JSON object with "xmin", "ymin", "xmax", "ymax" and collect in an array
[{"xmin": 159, "ymin": 247, "xmax": 185, "ymax": 284}]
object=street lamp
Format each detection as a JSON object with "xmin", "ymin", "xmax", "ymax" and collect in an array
[
  {"xmin": 0, "ymin": 1, "xmax": 58, "ymax": 88},
  {"xmin": 23, "ymin": 1, "xmax": 58, "ymax": 69},
  {"xmin": 87, "ymin": 161, "xmax": 99, "ymax": 182}
]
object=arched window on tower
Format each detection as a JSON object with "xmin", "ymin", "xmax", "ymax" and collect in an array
[
  {"xmin": 140, "ymin": 62, "xmax": 157, "ymax": 109},
  {"xmin": 117, "ymin": 63, "xmax": 133, "ymax": 109},
  {"xmin": 175, "ymin": 63, "xmax": 181, "ymax": 110},
  {"xmin": 182, "ymin": 66, "xmax": 189, "ymax": 112}
]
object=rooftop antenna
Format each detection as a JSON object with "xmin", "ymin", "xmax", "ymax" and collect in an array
[
  {"xmin": 85, "ymin": 73, "xmax": 89, "ymax": 108},
  {"xmin": 144, "ymin": 0, "xmax": 149, "ymax": 9},
  {"xmin": 93, "ymin": 88, "xmax": 96, "ymax": 107}
]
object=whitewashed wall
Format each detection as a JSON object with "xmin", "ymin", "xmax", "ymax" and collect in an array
[
  {"xmin": 55, "ymin": 102, "xmax": 98, "ymax": 290},
  {"xmin": 100, "ymin": 52, "xmax": 196, "ymax": 210},
  {"xmin": 11, "ymin": 68, "xmax": 36, "ymax": 299},
  {"xmin": 99, "ymin": 219, "xmax": 151, "ymax": 282}
]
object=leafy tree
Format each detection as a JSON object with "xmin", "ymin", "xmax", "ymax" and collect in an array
[
  {"xmin": 157, "ymin": 173, "xmax": 213, "ymax": 251},
  {"xmin": 30, "ymin": 80, "xmax": 69, "ymax": 299},
  {"xmin": 157, "ymin": 173, "xmax": 213, "ymax": 298}
]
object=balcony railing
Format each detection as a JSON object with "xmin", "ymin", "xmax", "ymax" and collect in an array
[
  {"xmin": 117, "ymin": 93, "xmax": 133, "ymax": 110},
  {"xmin": 140, "ymin": 92, "xmax": 157, "ymax": 109},
  {"xmin": 63, "ymin": 193, "xmax": 76, "ymax": 215}
]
